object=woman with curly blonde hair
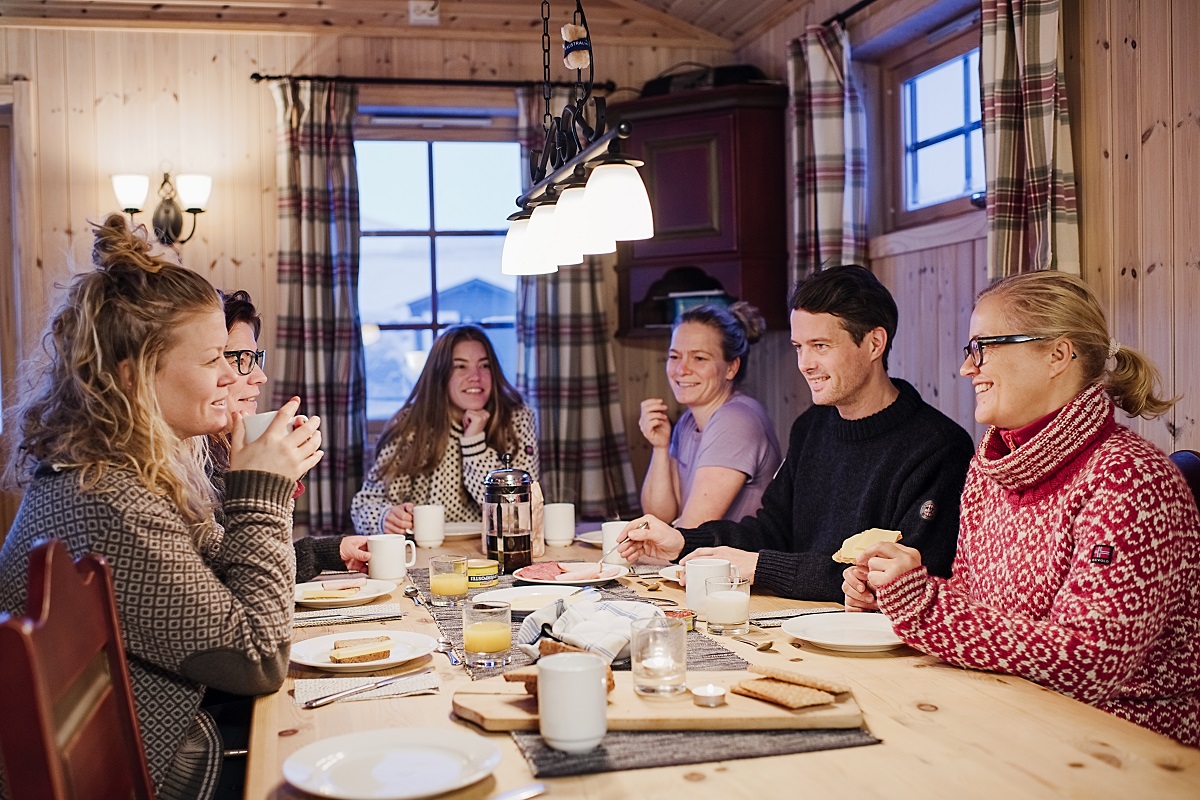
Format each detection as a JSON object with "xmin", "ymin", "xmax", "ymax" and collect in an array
[
  {"xmin": 843, "ymin": 270, "xmax": 1200, "ymax": 746},
  {"xmin": 0, "ymin": 214, "xmax": 323, "ymax": 799}
]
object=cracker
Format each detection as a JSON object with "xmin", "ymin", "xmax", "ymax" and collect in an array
[
  {"xmin": 732, "ymin": 678, "xmax": 834, "ymax": 710},
  {"xmin": 332, "ymin": 635, "xmax": 390, "ymax": 650},
  {"xmin": 748, "ymin": 664, "xmax": 851, "ymax": 695}
]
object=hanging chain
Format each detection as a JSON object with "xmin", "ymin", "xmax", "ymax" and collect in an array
[{"xmin": 541, "ymin": 0, "xmax": 552, "ymax": 131}]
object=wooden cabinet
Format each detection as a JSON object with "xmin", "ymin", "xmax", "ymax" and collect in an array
[{"xmin": 609, "ymin": 83, "xmax": 789, "ymax": 335}]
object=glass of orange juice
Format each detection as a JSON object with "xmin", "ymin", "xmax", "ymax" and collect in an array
[
  {"xmin": 428, "ymin": 555, "xmax": 469, "ymax": 607},
  {"xmin": 463, "ymin": 601, "xmax": 511, "ymax": 667}
]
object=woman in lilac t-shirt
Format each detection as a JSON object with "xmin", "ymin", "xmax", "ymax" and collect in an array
[{"xmin": 639, "ymin": 303, "xmax": 782, "ymax": 527}]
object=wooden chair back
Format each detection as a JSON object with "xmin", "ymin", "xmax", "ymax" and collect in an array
[
  {"xmin": 0, "ymin": 539, "xmax": 154, "ymax": 799},
  {"xmin": 1170, "ymin": 450, "xmax": 1200, "ymax": 510}
]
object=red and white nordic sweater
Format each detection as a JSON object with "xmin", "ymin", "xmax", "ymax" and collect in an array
[{"xmin": 877, "ymin": 384, "xmax": 1200, "ymax": 746}]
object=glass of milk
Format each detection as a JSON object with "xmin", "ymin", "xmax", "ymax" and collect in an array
[{"xmin": 704, "ymin": 576, "xmax": 751, "ymax": 635}]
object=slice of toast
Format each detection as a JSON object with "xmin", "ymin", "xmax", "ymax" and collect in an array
[
  {"xmin": 328, "ymin": 640, "xmax": 392, "ymax": 664},
  {"xmin": 301, "ymin": 586, "xmax": 361, "ymax": 600},
  {"xmin": 332, "ymin": 635, "xmax": 391, "ymax": 650}
]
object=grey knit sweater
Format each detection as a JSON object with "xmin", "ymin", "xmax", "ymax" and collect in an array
[{"xmin": 0, "ymin": 466, "xmax": 295, "ymax": 796}]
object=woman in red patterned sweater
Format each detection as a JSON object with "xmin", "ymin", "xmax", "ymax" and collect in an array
[{"xmin": 843, "ymin": 271, "xmax": 1200, "ymax": 746}]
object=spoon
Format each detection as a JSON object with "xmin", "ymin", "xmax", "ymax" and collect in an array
[
  {"xmin": 733, "ymin": 635, "xmax": 777, "ymax": 652},
  {"xmin": 436, "ymin": 636, "xmax": 462, "ymax": 666},
  {"xmin": 403, "ymin": 585, "xmax": 424, "ymax": 606}
]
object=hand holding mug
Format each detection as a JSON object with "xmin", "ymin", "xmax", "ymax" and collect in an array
[
  {"xmin": 230, "ymin": 397, "xmax": 323, "ymax": 481},
  {"xmin": 680, "ymin": 546, "xmax": 758, "ymax": 585},
  {"xmin": 382, "ymin": 502, "xmax": 415, "ymax": 534},
  {"xmin": 339, "ymin": 535, "xmax": 371, "ymax": 574}
]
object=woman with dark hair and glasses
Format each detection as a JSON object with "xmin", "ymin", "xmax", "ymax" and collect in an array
[
  {"xmin": 210, "ymin": 290, "xmax": 372, "ymax": 580},
  {"xmin": 352, "ymin": 324, "xmax": 538, "ymax": 533},
  {"xmin": 843, "ymin": 271, "xmax": 1200, "ymax": 746}
]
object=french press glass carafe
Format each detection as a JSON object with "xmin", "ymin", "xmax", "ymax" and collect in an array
[{"xmin": 482, "ymin": 453, "xmax": 533, "ymax": 573}]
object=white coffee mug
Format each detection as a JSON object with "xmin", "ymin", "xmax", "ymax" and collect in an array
[
  {"xmin": 241, "ymin": 410, "xmax": 277, "ymax": 443},
  {"xmin": 411, "ymin": 504, "xmax": 445, "ymax": 548},
  {"xmin": 538, "ymin": 652, "xmax": 607, "ymax": 753},
  {"xmin": 366, "ymin": 534, "xmax": 417, "ymax": 581},
  {"xmin": 600, "ymin": 520, "xmax": 631, "ymax": 566},
  {"xmin": 684, "ymin": 557, "xmax": 735, "ymax": 619},
  {"xmin": 543, "ymin": 503, "xmax": 576, "ymax": 546}
]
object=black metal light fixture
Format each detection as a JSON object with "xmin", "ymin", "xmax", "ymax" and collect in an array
[
  {"xmin": 501, "ymin": 0, "xmax": 653, "ymax": 275},
  {"xmin": 111, "ymin": 171, "xmax": 211, "ymax": 246}
]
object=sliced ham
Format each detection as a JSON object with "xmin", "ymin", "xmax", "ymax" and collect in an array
[{"xmin": 517, "ymin": 562, "xmax": 566, "ymax": 581}]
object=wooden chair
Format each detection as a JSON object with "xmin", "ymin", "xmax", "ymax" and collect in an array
[
  {"xmin": 1170, "ymin": 450, "xmax": 1200, "ymax": 509},
  {"xmin": 0, "ymin": 540, "xmax": 154, "ymax": 799}
]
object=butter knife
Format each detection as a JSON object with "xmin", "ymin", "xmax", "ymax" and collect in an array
[{"xmin": 301, "ymin": 669, "xmax": 435, "ymax": 709}]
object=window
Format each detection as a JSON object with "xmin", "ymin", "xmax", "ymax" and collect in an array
[
  {"xmin": 356, "ymin": 139, "xmax": 523, "ymax": 421},
  {"xmin": 882, "ymin": 23, "xmax": 983, "ymax": 229},
  {"xmin": 902, "ymin": 48, "xmax": 982, "ymax": 210}
]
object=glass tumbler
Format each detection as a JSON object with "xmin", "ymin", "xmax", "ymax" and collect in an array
[
  {"xmin": 630, "ymin": 616, "xmax": 687, "ymax": 696},
  {"xmin": 428, "ymin": 554, "xmax": 469, "ymax": 607},
  {"xmin": 463, "ymin": 601, "xmax": 512, "ymax": 668},
  {"xmin": 704, "ymin": 576, "xmax": 751, "ymax": 636}
]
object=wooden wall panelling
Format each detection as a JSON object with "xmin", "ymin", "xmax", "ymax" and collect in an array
[
  {"xmin": 230, "ymin": 34, "xmax": 270, "ymax": 316},
  {"xmin": 1135, "ymin": 0, "xmax": 1176, "ymax": 452},
  {"xmin": 64, "ymin": 31, "xmax": 99, "ymax": 247},
  {"xmin": 256, "ymin": 35, "xmax": 288, "ymax": 361},
  {"xmin": 1172, "ymin": 0, "xmax": 1199, "ymax": 449},
  {"xmin": 36, "ymin": 31, "xmax": 71, "ymax": 326}
]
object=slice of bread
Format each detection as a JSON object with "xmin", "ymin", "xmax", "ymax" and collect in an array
[
  {"xmin": 502, "ymin": 660, "xmax": 615, "ymax": 696},
  {"xmin": 328, "ymin": 640, "xmax": 392, "ymax": 664},
  {"xmin": 321, "ymin": 577, "xmax": 368, "ymax": 591},
  {"xmin": 332, "ymin": 635, "xmax": 391, "ymax": 650},
  {"xmin": 301, "ymin": 586, "xmax": 361, "ymax": 600},
  {"xmin": 832, "ymin": 528, "xmax": 902, "ymax": 564}
]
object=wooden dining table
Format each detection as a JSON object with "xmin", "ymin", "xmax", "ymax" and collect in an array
[{"xmin": 247, "ymin": 535, "xmax": 1200, "ymax": 799}]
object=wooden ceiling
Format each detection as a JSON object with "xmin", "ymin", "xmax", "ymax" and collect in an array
[{"xmin": 0, "ymin": 0, "xmax": 809, "ymax": 49}]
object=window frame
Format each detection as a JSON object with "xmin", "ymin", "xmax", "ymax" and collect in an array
[
  {"xmin": 881, "ymin": 24, "xmax": 982, "ymax": 231},
  {"xmin": 354, "ymin": 96, "xmax": 522, "ymax": 433}
]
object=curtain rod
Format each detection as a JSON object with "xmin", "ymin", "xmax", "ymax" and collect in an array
[
  {"xmin": 249, "ymin": 72, "xmax": 617, "ymax": 93},
  {"xmin": 822, "ymin": 0, "xmax": 883, "ymax": 28}
]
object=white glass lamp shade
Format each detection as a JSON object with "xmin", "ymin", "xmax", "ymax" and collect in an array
[
  {"xmin": 176, "ymin": 174, "xmax": 213, "ymax": 211},
  {"xmin": 501, "ymin": 216, "xmax": 557, "ymax": 276},
  {"xmin": 111, "ymin": 174, "xmax": 150, "ymax": 213},
  {"xmin": 555, "ymin": 186, "xmax": 615, "ymax": 256},
  {"xmin": 583, "ymin": 163, "xmax": 654, "ymax": 241},
  {"xmin": 523, "ymin": 205, "xmax": 571, "ymax": 272}
]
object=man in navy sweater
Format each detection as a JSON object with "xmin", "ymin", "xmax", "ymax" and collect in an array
[{"xmin": 619, "ymin": 265, "xmax": 974, "ymax": 602}]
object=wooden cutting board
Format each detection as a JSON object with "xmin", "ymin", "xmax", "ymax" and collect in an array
[{"xmin": 452, "ymin": 670, "xmax": 863, "ymax": 731}]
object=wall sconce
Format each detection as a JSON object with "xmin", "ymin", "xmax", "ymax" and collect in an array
[{"xmin": 111, "ymin": 172, "xmax": 212, "ymax": 246}]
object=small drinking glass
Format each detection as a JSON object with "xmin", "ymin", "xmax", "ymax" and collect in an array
[
  {"xmin": 704, "ymin": 576, "xmax": 751, "ymax": 636},
  {"xmin": 428, "ymin": 555, "xmax": 469, "ymax": 607},
  {"xmin": 463, "ymin": 601, "xmax": 512, "ymax": 668},
  {"xmin": 630, "ymin": 616, "xmax": 687, "ymax": 696}
]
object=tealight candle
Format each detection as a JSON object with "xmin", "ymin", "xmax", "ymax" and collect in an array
[{"xmin": 690, "ymin": 683, "xmax": 727, "ymax": 707}]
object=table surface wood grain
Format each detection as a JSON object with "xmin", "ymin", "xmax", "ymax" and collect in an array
[{"xmin": 247, "ymin": 537, "xmax": 1200, "ymax": 799}]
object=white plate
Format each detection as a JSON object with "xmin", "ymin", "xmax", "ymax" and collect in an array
[
  {"xmin": 290, "ymin": 630, "xmax": 438, "ymax": 673},
  {"xmin": 294, "ymin": 579, "xmax": 396, "ymax": 609},
  {"xmin": 512, "ymin": 562, "xmax": 626, "ymax": 586},
  {"xmin": 283, "ymin": 727, "xmax": 501, "ymax": 800},
  {"xmin": 575, "ymin": 529, "xmax": 603, "ymax": 546},
  {"xmin": 781, "ymin": 612, "xmax": 905, "ymax": 653},
  {"xmin": 474, "ymin": 584, "xmax": 580, "ymax": 613},
  {"xmin": 659, "ymin": 564, "xmax": 683, "ymax": 583},
  {"xmin": 443, "ymin": 521, "xmax": 483, "ymax": 539}
]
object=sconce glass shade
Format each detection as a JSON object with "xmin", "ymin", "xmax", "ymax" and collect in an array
[
  {"xmin": 501, "ymin": 217, "xmax": 557, "ymax": 275},
  {"xmin": 554, "ymin": 186, "xmax": 615, "ymax": 257},
  {"xmin": 525, "ymin": 204, "xmax": 576, "ymax": 270},
  {"xmin": 176, "ymin": 174, "xmax": 212, "ymax": 212},
  {"xmin": 112, "ymin": 174, "xmax": 150, "ymax": 213},
  {"xmin": 583, "ymin": 162, "xmax": 654, "ymax": 241}
]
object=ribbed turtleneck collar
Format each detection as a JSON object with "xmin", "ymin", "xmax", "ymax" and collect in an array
[
  {"xmin": 827, "ymin": 379, "xmax": 923, "ymax": 443},
  {"xmin": 974, "ymin": 383, "xmax": 1116, "ymax": 493}
]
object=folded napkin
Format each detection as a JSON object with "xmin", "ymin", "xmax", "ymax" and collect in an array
[
  {"xmin": 293, "ymin": 603, "xmax": 408, "ymax": 628},
  {"xmin": 516, "ymin": 598, "xmax": 663, "ymax": 663},
  {"xmin": 292, "ymin": 670, "xmax": 439, "ymax": 706}
]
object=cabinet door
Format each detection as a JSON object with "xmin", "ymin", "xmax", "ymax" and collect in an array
[{"xmin": 626, "ymin": 112, "xmax": 736, "ymax": 260}]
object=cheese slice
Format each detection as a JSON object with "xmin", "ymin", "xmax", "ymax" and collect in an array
[
  {"xmin": 321, "ymin": 577, "xmax": 367, "ymax": 591},
  {"xmin": 301, "ymin": 587, "xmax": 361, "ymax": 600},
  {"xmin": 832, "ymin": 528, "xmax": 903, "ymax": 564},
  {"xmin": 328, "ymin": 641, "xmax": 392, "ymax": 664}
]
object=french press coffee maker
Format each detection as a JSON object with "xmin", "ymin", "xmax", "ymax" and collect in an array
[{"xmin": 482, "ymin": 453, "xmax": 533, "ymax": 573}]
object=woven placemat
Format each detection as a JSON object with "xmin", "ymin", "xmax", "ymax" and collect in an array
[
  {"xmin": 410, "ymin": 569, "xmax": 747, "ymax": 680},
  {"xmin": 510, "ymin": 727, "xmax": 880, "ymax": 776}
]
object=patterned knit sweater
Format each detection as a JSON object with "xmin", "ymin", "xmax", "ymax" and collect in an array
[
  {"xmin": 877, "ymin": 384, "xmax": 1200, "ymax": 746},
  {"xmin": 0, "ymin": 466, "xmax": 296, "ymax": 794},
  {"xmin": 351, "ymin": 405, "xmax": 539, "ymax": 533}
]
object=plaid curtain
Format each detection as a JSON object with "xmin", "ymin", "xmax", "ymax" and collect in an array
[
  {"xmin": 513, "ymin": 88, "xmax": 639, "ymax": 519},
  {"xmin": 981, "ymin": 0, "xmax": 1080, "ymax": 278},
  {"xmin": 270, "ymin": 79, "xmax": 367, "ymax": 536},
  {"xmin": 787, "ymin": 24, "xmax": 868, "ymax": 277}
]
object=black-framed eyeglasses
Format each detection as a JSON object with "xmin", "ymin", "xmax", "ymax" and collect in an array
[
  {"xmin": 224, "ymin": 349, "xmax": 266, "ymax": 375},
  {"xmin": 963, "ymin": 335, "xmax": 1046, "ymax": 368}
]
